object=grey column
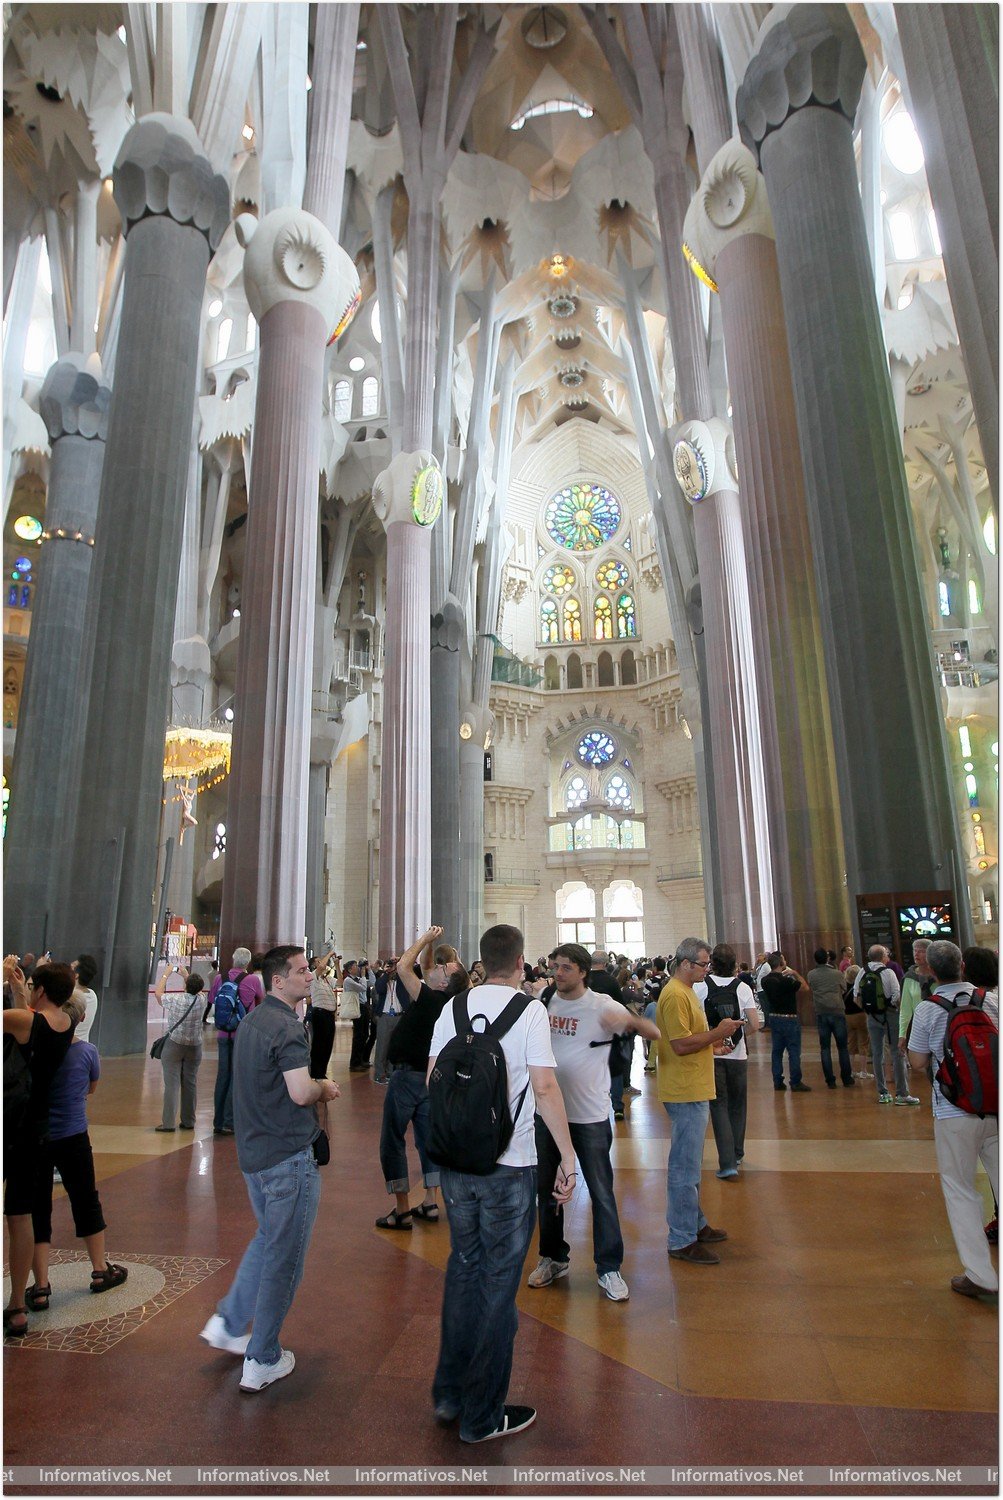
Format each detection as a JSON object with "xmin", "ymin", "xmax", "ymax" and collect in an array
[
  {"xmin": 430, "ymin": 600, "xmax": 462, "ymax": 940},
  {"xmin": 737, "ymin": 5, "xmax": 967, "ymax": 923},
  {"xmin": 305, "ymin": 749, "xmax": 332, "ymax": 957},
  {"xmin": 219, "ymin": 208, "xmax": 359, "ymax": 959},
  {"xmin": 4, "ymin": 357, "xmax": 111, "ymax": 955},
  {"xmin": 894, "ymin": 4, "xmax": 998, "ymax": 505},
  {"xmin": 459, "ymin": 706, "xmax": 493, "ymax": 964},
  {"xmin": 52, "ymin": 116, "xmax": 227, "ymax": 1055}
]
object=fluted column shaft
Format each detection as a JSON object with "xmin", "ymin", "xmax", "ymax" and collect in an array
[
  {"xmin": 894, "ymin": 3, "xmax": 998, "ymax": 505},
  {"xmin": 52, "ymin": 117, "xmax": 227, "ymax": 1054},
  {"xmin": 303, "ymin": 1, "xmax": 360, "ymax": 238},
  {"xmin": 305, "ymin": 758, "xmax": 329, "ymax": 955},
  {"xmin": 429, "ymin": 602, "xmax": 462, "ymax": 940},
  {"xmin": 5, "ymin": 361, "xmax": 110, "ymax": 954},
  {"xmin": 738, "ymin": 7, "xmax": 967, "ymax": 925},
  {"xmin": 717, "ymin": 232, "xmax": 849, "ymax": 955},
  {"xmin": 219, "ymin": 301, "xmax": 327, "ymax": 955},
  {"xmin": 379, "ymin": 521, "xmax": 433, "ymax": 949},
  {"xmin": 458, "ymin": 706, "xmax": 493, "ymax": 963}
]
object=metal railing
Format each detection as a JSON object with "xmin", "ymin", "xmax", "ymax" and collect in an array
[{"xmin": 486, "ymin": 866, "xmax": 541, "ymax": 887}]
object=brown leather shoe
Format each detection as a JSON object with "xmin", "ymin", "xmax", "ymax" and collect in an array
[
  {"xmin": 669, "ymin": 1241, "xmax": 720, "ymax": 1265},
  {"xmin": 951, "ymin": 1274, "xmax": 997, "ymax": 1300},
  {"xmin": 697, "ymin": 1224, "xmax": 728, "ymax": 1243}
]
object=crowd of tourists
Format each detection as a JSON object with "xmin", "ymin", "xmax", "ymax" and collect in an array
[{"xmin": 3, "ymin": 925, "xmax": 997, "ymax": 1442}]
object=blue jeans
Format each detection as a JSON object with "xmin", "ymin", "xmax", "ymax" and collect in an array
[
  {"xmin": 379, "ymin": 1067, "xmax": 439, "ymax": 1192},
  {"xmin": 535, "ymin": 1117, "xmax": 623, "ymax": 1274},
  {"xmin": 664, "ymin": 1100, "xmax": 710, "ymax": 1251},
  {"xmin": 770, "ymin": 1014, "xmax": 802, "ymax": 1086},
  {"xmin": 433, "ymin": 1165, "xmax": 536, "ymax": 1442},
  {"xmin": 817, "ymin": 1013, "xmax": 853, "ymax": 1085},
  {"xmin": 216, "ymin": 1146, "xmax": 321, "ymax": 1365},
  {"xmin": 213, "ymin": 1035, "xmax": 235, "ymax": 1130}
]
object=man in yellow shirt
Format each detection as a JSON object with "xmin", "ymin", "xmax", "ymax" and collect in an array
[{"xmin": 656, "ymin": 938, "xmax": 743, "ymax": 1265}]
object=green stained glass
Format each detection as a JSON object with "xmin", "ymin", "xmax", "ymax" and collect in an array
[
  {"xmin": 544, "ymin": 563, "xmax": 576, "ymax": 594},
  {"xmin": 616, "ymin": 592, "xmax": 636, "ymax": 639},
  {"xmin": 545, "ymin": 482, "xmax": 622, "ymax": 551}
]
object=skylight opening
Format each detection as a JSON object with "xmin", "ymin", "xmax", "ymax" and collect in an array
[
  {"xmin": 511, "ymin": 97, "xmax": 593, "ymax": 130},
  {"xmin": 884, "ymin": 108, "xmax": 924, "ymax": 175}
]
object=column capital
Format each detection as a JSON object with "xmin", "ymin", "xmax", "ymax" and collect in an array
[
  {"xmin": 373, "ymin": 450, "xmax": 444, "ymax": 532},
  {"xmin": 236, "ymin": 207, "xmax": 361, "ymax": 341},
  {"xmin": 460, "ymin": 703, "xmax": 494, "ymax": 750},
  {"xmin": 310, "ymin": 715, "xmax": 340, "ymax": 765},
  {"xmin": 736, "ymin": 4, "xmax": 866, "ymax": 161},
  {"xmin": 39, "ymin": 354, "xmax": 111, "ymax": 444},
  {"xmin": 113, "ymin": 113, "xmax": 230, "ymax": 250},
  {"xmin": 672, "ymin": 418, "xmax": 739, "ymax": 504},
  {"xmin": 683, "ymin": 141, "xmax": 773, "ymax": 288}
]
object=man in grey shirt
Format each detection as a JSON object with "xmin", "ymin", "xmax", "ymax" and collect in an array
[
  {"xmin": 199, "ymin": 946, "xmax": 339, "ymax": 1392},
  {"xmin": 807, "ymin": 948, "xmax": 854, "ymax": 1089}
]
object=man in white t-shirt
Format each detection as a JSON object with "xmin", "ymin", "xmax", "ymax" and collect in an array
[
  {"xmin": 528, "ymin": 943, "xmax": 658, "ymax": 1302},
  {"xmin": 908, "ymin": 940, "xmax": 998, "ymax": 1301},
  {"xmin": 427, "ymin": 924, "xmax": 575, "ymax": 1445}
]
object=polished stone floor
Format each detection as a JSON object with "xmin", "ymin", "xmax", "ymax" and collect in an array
[{"xmin": 3, "ymin": 1015, "xmax": 998, "ymax": 1485}]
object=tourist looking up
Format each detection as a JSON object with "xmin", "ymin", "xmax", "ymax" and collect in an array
[
  {"xmin": 308, "ymin": 950, "xmax": 341, "ymax": 1080},
  {"xmin": 71, "ymin": 953, "xmax": 99, "ymax": 1043},
  {"xmin": 343, "ymin": 960, "xmax": 374, "ymax": 1071},
  {"xmin": 153, "ymin": 966, "xmax": 205, "ymax": 1132},
  {"xmin": 762, "ymin": 953, "xmax": 812, "ymax": 1092}
]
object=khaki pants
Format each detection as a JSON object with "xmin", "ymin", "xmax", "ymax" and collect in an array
[{"xmin": 933, "ymin": 1113, "xmax": 999, "ymax": 1290}]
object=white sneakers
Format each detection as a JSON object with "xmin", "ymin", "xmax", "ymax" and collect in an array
[
  {"xmin": 240, "ymin": 1348, "xmax": 296, "ymax": 1393},
  {"xmin": 527, "ymin": 1256, "xmax": 570, "ymax": 1288},
  {"xmin": 597, "ymin": 1270, "xmax": 630, "ymax": 1302},
  {"xmin": 199, "ymin": 1313, "xmax": 250, "ymax": 1355}
]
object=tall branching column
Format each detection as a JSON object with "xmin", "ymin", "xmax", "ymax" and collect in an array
[
  {"xmin": 737, "ymin": 5, "xmax": 968, "ymax": 932},
  {"xmin": 52, "ymin": 116, "xmax": 228, "ymax": 1054},
  {"xmin": 219, "ymin": 210, "xmax": 360, "ymax": 958}
]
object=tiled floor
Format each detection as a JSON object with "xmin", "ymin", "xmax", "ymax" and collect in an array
[{"xmin": 3, "ymin": 1021, "xmax": 997, "ymax": 1481}]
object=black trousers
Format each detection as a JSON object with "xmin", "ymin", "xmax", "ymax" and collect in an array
[
  {"xmin": 32, "ymin": 1131, "xmax": 106, "ymax": 1243},
  {"xmin": 310, "ymin": 1009, "xmax": 336, "ymax": 1078}
]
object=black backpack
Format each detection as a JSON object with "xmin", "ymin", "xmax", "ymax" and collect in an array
[
  {"xmin": 702, "ymin": 975, "xmax": 744, "ymax": 1031},
  {"xmin": 428, "ymin": 992, "xmax": 531, "ymax": 1175},
  {"xmin": 858, "ymin": 966, "xmax": 890, "ymax": 1016}
]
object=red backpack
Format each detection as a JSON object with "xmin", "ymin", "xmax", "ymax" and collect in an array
[{"xmin": 934, "ymin": 990, "xmax": 998, "ymax": 1118}]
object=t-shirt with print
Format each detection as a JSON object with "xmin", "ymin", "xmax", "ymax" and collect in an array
[
  {"xmin": 655, "ymin": 977, "xmax": 714, "ymax": 1103},
  {"xmin": 545, "ymin": 988, "xmax": 632, "ymax": 1123},
  {"xmin": 693, "ymin": 976, "xmax": 758, "ymax": 1062},
  {"xmin": 429, "ymin": 984, "xmax": 555, "ymax": 1168},
  {"xmin": 908, "ymin": 982, "xmax": 999, "ymax": 1121}
]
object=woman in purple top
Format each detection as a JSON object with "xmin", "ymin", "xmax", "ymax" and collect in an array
[{"xmin": 27, "ymin": 991, "xmax": 127, "ymax": 1311}]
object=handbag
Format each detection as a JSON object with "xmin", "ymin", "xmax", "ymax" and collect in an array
[
  {"xmin": 150, "ymin": 995, "xmax": 200, "ymax": 1059},
  {"xmin": 312, "ymin": 1098, "xmax": 331, "ymax": 1166}
]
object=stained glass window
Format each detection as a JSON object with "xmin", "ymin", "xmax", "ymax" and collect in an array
[
  {"xmin": 605, "ymin": 774, "xmax": 632, "ymax": 809},
  {"xmin": 596, "ymin": 559, "xmax": 628, "ymax": 591},
  {"xmin": 605, "ymin": 817, "xmax": 634, "ymax": 848},
  {"xmin": 563, "ymin": 596, "xmax": 582, "ymax": 642},
  {"xmin": 540, "ymin": 598, "xmax": 559, "ymax": 643},
  {"xmin": 567, "ymin": 814, "xmax": 593, "ymax": 851},
  {"xmin": 594, "ymin": 595, "xmax": 613, "ymax": 640},
  {"xmin": 616, "ymin": 592, "xmax": 636, "ymax": 638},
  {"xmin": 543, "ymin": 563, "xmax": 576, "ymax": 595},
  {"xmin": 622, "ymin": 534, "xmax": 631, "ymax": 552},
  {"xmin": 577, "ymin": 730, "xmax": 616, "ymax": 766},
  {"xmin": 565, "ymin": 775, "xmax": 589, "ymax": 809},
  {"xmin": 545, "ymin": 482, "xmax": 622, "ymax": 551}
]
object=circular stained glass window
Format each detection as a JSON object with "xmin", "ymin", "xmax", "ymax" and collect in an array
[
  {"xmin": 543, "ymin": 563, "xmax": 576, "ymax": 594},
  {"xmin": 596, "ymin": 559, "xmax": 628, "ymax": 591},
  {"xmin": 546, "ymin": 482, "xmax": 621, "ymax": 552},
  {"xmin": 576, "ymin": 729, "xmax": 616, "ymax": 767}
]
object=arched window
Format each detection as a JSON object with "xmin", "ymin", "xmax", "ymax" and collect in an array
[
  {"xmin": 594, "ymin": 595, "xmax": 613, "ymax": 641},
  {"xmin": 567, "ymin": 652, "xmax": 583, "ymax": 689},
  {"xmin": 616, "ymin": 592, "xmax": 636, "ymax": 638},
  {"xmin": 333, "ymin": 379, "xmax": 352, "ymax": 421},
  {"xmin": 605, "ymin": 774, "xmax": 632, "ymax": 810},
  {"xmin": 216, "ymin": 317, "xmax": 233, "ymax": 361},
  {"xmin": 540, "ymin": 598, "xmax": 559, "ymax": 643},
  {"xmin": 361, "ymin": 376, "xmax": 379, "ymax": 417},
  {"xmin": 597, "ymin": 650, "xmax": 614, "ymax": 686},
  {"xmin": 565, "ymin": 775, "xmax": 589, "ymax": 809},
  {"xmin": 562, "ymin": 596, "xmax": 582, "ymax": 642},
  {"xmin": 544, "ymin": 654, "xmax": 560, "ymax": 690},
  {"xmin": 246, "ymin": 314, "xmax": 257, "ymax": 349},
  {"xmin": 620, "ymin": 648, "xmax": 636, "ymax": 685}
]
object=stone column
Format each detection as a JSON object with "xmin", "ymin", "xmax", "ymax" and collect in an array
[
  {"xmin": 306, "ymin": 719, "xmax": 337, "ymax": 956},
  {"xmin": 4, "ymin": 355, "xmax": 111, "ymax": 955},
  {"xmin": 52, "ymin": 117, "xmax": 228, "ymax": 1055},
  {"xmin": 430, "ymin": 599, "xmax": 463, "ymax": 940},
  {"xmin": 219, "ymin": 208, "xmax": 360, "ymax": 958},
  {"xmin": 675, "ymin": 419, "xmax": 776, "ymax": 961},
  {"xmin": 684, "ymin": 140, "xmax": 849, "ymax": 960},
  {"xmin": 459, "ymin": 703, "xmax": 494, "ymax": 962},
  {"xmin": 894, "ymin": 4, "xmax": 998, "ymax": 505},
  {"xmin": 737, "ymin": 5, "xmax": 967, "ymax": 925},
  {"xmin": 373, "ymin": 449, "xmax": 444, "ymax": 953}
]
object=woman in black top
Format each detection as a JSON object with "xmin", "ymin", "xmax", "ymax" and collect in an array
[
  {"xmin": 375, "ymin": 926, "xmax": 468, "ymax": 1230},
  {"xmin": 3, "ymin": 959, "xmax": 76, "ymax": 1336}
]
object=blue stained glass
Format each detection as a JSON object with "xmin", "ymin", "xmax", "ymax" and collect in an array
[
  {"xmin": 577, "ymin": 730, "xmax": 616, "ymax": 766},
  {"xmin": 545, "ymin": 482, "xmax": 622, "ymax": 552}
]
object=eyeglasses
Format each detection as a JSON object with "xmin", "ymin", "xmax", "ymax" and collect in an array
[{"xmin": 691, "ymin": 959, "xmax": 711, "ymax": 969}]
